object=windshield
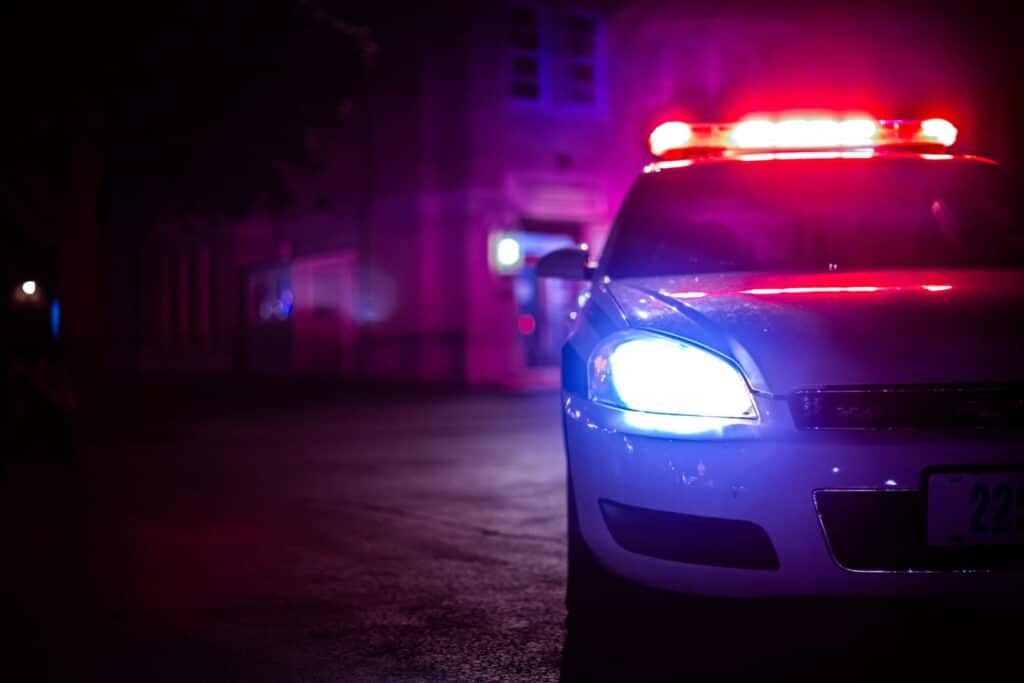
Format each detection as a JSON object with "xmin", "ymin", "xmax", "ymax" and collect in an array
[{"xmin": 604, "ymin": 157, "xmax": 1020, "ymax": 278}]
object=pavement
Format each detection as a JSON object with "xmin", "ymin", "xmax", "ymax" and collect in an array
[
  {"xmin": 2, "ymin": 386, "xmax": 567, "ymax": 682},
  {"xmin": 2, "ymin": 382, "xmax": 1021, "ymax": 681}
]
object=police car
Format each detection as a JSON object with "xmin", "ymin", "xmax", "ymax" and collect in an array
[{"xmin": 538, "ymin": 114, "xmax": 1024, "ymax": 607}]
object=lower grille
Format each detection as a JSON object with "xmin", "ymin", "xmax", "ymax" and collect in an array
[
  {"xmin": 599, "ymin": 499, "xmax": 779, "ymax": 570},
  {"xmin": 790, "ymin": 384, "xmax": 1024, "ymax": 430},
  {"xmin": 815, "ymin": 490, "xmax": 1024, "ymax": 572}
]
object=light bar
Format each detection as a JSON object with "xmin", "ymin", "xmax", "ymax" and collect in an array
[{"xmin": 648, "ymin": 114, "xmax": 958, "ymax": 159}]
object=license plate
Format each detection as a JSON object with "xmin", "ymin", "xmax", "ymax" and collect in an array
[{"xmin": 927, "ymin": 470, "xmax": 1024, "ymax": 546}]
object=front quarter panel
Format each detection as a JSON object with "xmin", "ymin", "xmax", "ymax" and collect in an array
[{"xmin": 562, "ymin": 283, "xmax": 631, "ymax": 395}]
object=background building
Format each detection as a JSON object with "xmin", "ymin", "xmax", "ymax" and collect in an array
[{"xmin": 103, "ymin": 1, "xmax": 1019, "ymax": 386}]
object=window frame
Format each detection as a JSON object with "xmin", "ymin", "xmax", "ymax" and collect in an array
[{"xmin": 505, "ymin": 4, "xmax": 607, "ymax": 117}]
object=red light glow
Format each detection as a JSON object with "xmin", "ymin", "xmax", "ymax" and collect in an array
[
  {"xmin": 919, "ymin": 118, "xmax": 958, "ymax": 147},
  {"xmin": 731, "ymin": 116, "xmax": 877, "ymax": 150},
  {"xmin": 742, "ymin": 286, "xmax": 883, "ymax": 295},
  {"xmin": 738, "ymin": 150, "xmax": 876, "ymax": 161},
  {"xmin": 517, "ymin": 314, "xmax": 536, "ymax": 335},
  {"xmin": 649, "ymin": 122, "xmax": 693, "ymax": 157},
  {"xmin": 663, "ymin": 281, "xmax": 956, "ymax": 301}
]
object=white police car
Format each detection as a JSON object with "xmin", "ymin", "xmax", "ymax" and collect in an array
[{"xmin": 539, "ymin": 114, "xmax": 1024, "ymax": 607}]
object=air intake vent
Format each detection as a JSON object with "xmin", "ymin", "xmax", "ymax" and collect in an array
[{"xmin": 789, "ymin": 384, "xmax": 1024, "ymax": 430}]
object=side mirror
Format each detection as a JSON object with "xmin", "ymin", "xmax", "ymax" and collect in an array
[{"xmin": 536, "ymin": 248, "xmax": 594, "ymax": 281}]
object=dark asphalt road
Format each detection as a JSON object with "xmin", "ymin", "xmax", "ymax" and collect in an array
[
  {"xmin": 2, "ymin": 386, "xmax": 1020, "ymax": 681},
  {"xmin": 3, "ymin": 389, "xmax": 567, "ymax": 681}
]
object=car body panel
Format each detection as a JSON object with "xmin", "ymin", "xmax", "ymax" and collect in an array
[
  {"xmin": 608, "ymin": 269, "xmax": 1024, "ymax": 394},
  {"xmin": 566, "ymin": 395, "xmax": 1024, "ymax": 597}
]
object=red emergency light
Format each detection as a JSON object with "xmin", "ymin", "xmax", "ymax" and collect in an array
[{"xmin": 648, "ymin": 114, "xmax": 958, "ymax": 160}]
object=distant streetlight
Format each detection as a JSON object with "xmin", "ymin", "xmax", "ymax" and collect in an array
[{"xmin": 21, "ymin": 280, "xmax": 37, "ymax": 296}]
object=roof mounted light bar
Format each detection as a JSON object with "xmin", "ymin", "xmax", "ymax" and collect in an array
[{"xmin": 648, "ymin": 114, "xmax": 958, "ymax": 160}]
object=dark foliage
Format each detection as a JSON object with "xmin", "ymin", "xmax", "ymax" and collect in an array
[{"xmin": 2, "ymin": 0, "xmax": 373, "ymax": 234}]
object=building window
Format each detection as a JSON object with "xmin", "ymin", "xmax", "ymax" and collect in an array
[
  {"xmin": 508, "ymin": 7, "xmax": 603, "ymax": 112},
  {"xmin": 509, "ymin": 8, "xmax": 542, "ymax": 101},
  {"xmin": 554, "ymin": 14, "xmax": 596, "ymax": 105}
]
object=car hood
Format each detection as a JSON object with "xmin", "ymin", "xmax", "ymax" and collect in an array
[{"xmin": 608, "ymin": 269, "xmax": 1024, "ymax": 394}]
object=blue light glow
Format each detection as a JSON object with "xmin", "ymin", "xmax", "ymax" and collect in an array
[
  {"xmin": 622, "ymin": 411, "xmax": 733, "ymax": 436},
  {"xmin": 605, "ymin": 336, "xmax": 755, "ymax": 418},
  {"xmin": 50, "ymin": 298, "xmax": 61, "ymax": 339},
  {"xmin": 279, "ymin": 289, "xmax": 294, "ymax": 317}
]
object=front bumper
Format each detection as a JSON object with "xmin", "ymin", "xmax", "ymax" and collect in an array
[{"xmin": 565, "ymin": 394, "xmax": 1024, "ymax": 598}]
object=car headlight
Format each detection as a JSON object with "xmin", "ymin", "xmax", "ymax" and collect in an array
[{"xmin": 589, "ymin": 332, "xmax": 757, "ymax": 418}]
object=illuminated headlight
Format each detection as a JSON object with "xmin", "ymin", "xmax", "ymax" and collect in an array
[{"xmin": 589, "ymin": 332, "xmax": 756, "ymax": 419}]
